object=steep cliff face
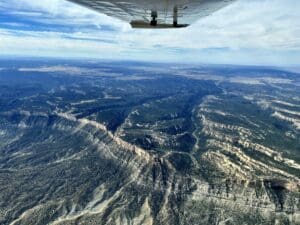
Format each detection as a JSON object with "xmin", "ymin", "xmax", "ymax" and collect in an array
[
  {"xmin": 1, "ymin": 111, "xmax": 299, "ymax": 225},
  {"xmin": 0, "ymin": 62, "xmax": 299, "ymax": 225}
]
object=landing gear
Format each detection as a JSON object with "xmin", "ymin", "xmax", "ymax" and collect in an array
[
  {"xmin": 150, "ymin": 8, "xmax": 177, "ymax": 27},
  {"xmin": 150, "ymin": 10, "xmax": 157, "ymax": 26},
  {"xmin": 136, "ymin": 7, "xmax": 188, "ymax": 28}
]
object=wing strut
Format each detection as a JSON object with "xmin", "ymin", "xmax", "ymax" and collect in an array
[{"xmin": 173, "ymin": 6, "xmax": 178, "ymax": 27}]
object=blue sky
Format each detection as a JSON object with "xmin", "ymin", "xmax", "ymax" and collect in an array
[{"xmin": 0, "ymin": 0, "xmax": 299, "ymax": 66}]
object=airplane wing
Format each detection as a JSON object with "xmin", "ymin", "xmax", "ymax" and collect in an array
[{"xmin": 67, "ymin": 0, "xmax": 236, "ymax": 28}]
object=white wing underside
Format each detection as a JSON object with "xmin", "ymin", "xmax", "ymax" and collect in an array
[{"xmin": 68, "ymin": 0, "xmax": 236, "ymax": 28}]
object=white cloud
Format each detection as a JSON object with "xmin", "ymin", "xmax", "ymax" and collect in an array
[
  {"xmin": 18, "ymin": 66, "xmax": 122, "ymax": 77},
  {"xmin": 0, "ymin": 0, "xmax": 300, "ymax": 65},
  {"xmin": 0, "ymin": 30, "xmax": 122, "ymax": 59},
  {"xmin": 0, "ymin": 0, "xmax": 128, "ymax": 29}
]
